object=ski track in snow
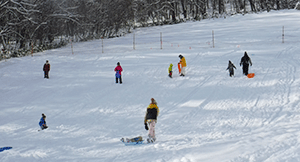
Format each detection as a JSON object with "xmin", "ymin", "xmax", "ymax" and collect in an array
[{"xmin": 1, "ymin": 10, "xmax": 300, "ymax": 162}]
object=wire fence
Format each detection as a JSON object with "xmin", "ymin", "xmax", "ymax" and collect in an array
[{"xmin": 98, "ymin": 26, "xmax": 300, "ymax": 54}]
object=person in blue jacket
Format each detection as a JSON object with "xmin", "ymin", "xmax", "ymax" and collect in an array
[{"xmin": 39, "ymin": 114, "xmax": 48, "ymax": 130}]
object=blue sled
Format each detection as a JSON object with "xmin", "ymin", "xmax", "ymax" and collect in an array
[
  {"xmin": 122, "ymin": 141, "xmax": 144, "ymax": 146},
  {"xmin": 0, "ymin": 147, "xmax": 12, "ymax": 152}
]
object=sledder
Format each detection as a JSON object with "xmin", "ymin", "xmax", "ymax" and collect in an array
[
  {"xmin": 120, "ymin": 98, "xmax": 159, "ymax": 145},
  {"xmin": 240, "ymin": 51, "xmax": 252, "ymax": 76},
  {"xmin": 144, "ymin": 98, "xmax": 159, "ymax": 143},
  {"xmin": 39, "ymin": 114, "xmax": 48, "ymax": 130}
]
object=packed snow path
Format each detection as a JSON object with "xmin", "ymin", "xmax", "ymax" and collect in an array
[{"xmin": 1, "ymin": 10, "xmax": 300, "ymax": 162}]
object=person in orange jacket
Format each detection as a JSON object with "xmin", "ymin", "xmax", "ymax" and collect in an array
[
  {"xmin": 179, "ymin": 54, "xmax": 186, "ymax": 76},
  {"xmin": 144, "ymin": 98, "xmax": 159, "ymax": 143}
]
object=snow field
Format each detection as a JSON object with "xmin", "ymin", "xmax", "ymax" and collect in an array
[{"xmin": 1, "ymin": 10, "xmax": 300, "ymax": 162}]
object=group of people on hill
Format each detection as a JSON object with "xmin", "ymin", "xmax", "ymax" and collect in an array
[
  {"xmin": 43, "ymin": 51, "xmax": 251, "ymax": 81},
  {"xmin": 39, "ymin": 51, "xmax": 251, "ymax": 143},
  {"xmin": 227, "ymin": 51, "xmax": 253, "ymax": 77}
]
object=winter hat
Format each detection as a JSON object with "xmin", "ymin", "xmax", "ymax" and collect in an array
[
  {"xmin": 170, "ymin": 63, "xmax": 173, "ymax": 67},
  {"xmin": 151, "ymin": 98, "xmax": 157, "ymax": 105},
  {"xmin": 42, "ymin": 113, "xmax": 46, "ymax": 118},
  {"xmin": 117, "ymin": 62, "xmax": 120, "ymax": 66}
]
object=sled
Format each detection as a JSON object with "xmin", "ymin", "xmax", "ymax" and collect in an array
[
  {"xmin": 247, "ymin": 73, "xmax": 255, "ymax": 78},
  {"xmin": 115, "ymin": 71, "xmax": 121, "ymax": 78},
  {"xmin": 122, "ymin": 140, "xmax": 144, "ymax": 146},
  {"xmin": 178, "ymin": 63, "xmax": 181, "ymax": 74},
  {"xmin": 0, "ymin": 147, "xmax": 12, "ymax": 152},
  {"xmin": 120, "ymin": 136, "xmax": 153, "ymax": 146}
]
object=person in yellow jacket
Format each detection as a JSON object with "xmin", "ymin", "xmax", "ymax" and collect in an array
[
  {"xmin": 144, "ymin": 98, "xmax": 159, "ymax": 143},
  {"xmin": 179, "ymin": 54, "xmax": 186, "ymax": 76},
  {"xmin": 168, "ymin": 63, "xmax": 173, "ymax": 78}
]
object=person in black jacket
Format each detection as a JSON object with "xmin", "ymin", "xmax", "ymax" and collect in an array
[
  {"xmin": 240, "ymin": 51, "xmax": 252, "ymax": 75},
  {"xmin": 226, "ymin": 60, "xmax": 236, "ymax": 77},
  {"xmin": 144, "ymin": 98, "xmax": 159, "ymax": 143}
]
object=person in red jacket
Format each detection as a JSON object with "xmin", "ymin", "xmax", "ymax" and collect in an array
[
  {"xmin": 114, "ymin": 62, "xmax": 123, "ymax": 84},
  {"xmin": 43, "ymin": 60, "xmax": 50, "ymax": 79}
]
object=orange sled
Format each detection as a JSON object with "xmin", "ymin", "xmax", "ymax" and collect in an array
[
  {"xmin": 178, "ymin": 63, "xmax": 181, "ymax": 74},
  {"xmin": 247, "ymin": 73, "xmax": 255, "ymax": 78}
]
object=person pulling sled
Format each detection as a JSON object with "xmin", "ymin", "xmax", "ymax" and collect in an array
[
  {"xmin": 144, "ymin": 98, "xmax": 159, "ymax": 143},
  {"xmin": 240, "ymin": 51, "xmax": 252, "ymax": 76}
]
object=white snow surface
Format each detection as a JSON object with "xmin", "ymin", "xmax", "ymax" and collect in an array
[{"xmin": 1, "ymin": 10, "xmax": 300, "ymax": 162}]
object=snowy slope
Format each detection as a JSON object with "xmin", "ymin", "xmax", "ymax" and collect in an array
[{"xmin": 1, "ymin": 10, "xmax": 300, "ymax": 162}]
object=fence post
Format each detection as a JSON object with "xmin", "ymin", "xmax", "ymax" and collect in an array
[
  {"xmin": 101, "ymin": 37, "xmax": 104, "ymax": 53},
  {"xmin": 282, "ymin": 26, "xmax": 284, "ymax": 43},
  {"xmin": 160, "ymin": 32, "xmax": 162, "ymax": 49},
  {"xmin": 31, "ymin": 41, "xmax": 33, "ymax": 57},
  {"xmin": 71, "ymin": 38, "xmax": 74, "ymax": 54},
  {"xmin": 212, "ymin": 30, "xmax": 215, "ymax": 48},
  {"xmin": 133, "ymin": 33, "xmax": 135, "ymax": 50}
]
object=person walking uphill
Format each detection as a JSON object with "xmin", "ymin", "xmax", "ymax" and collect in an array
[
  {"xmin": 43, "ymin": 60, "xmax": 50, "ymax": 79},
  {"xmin": 114, "ymin": 62, "xmax": 123, "ymax": 84},
  {"xmin": 226, "ymin": 60, "xmax": 236, "ymax": 77},
  {"xmin": 144, "ymin": 98, "xmax": 159, "ymax": 143},
  {"xmin": 240, "ymin": 51, "xmax": 252, "ymax": 76},
  {"xmin": 179, "ymin": 54, "xmax": 186, "ymax": 76}
]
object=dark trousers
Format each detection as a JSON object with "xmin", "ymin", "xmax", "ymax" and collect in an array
[
  {"xmin": 169, "ymin": 71, "xmax": 172, "ymax": 78},
  {"xmin": 41, "ymin": 125, "xmax": 48, "ymax": 130},
  {"xmin": 44, "ymin": 71, "xmax": 49, "ymax": 78},
  {"xmin": 242, "ymin": 64, "xmax": 249, "ymax": 75},
  {"xmin": 229, "ymin": 69, "xmax": 234, "ymax": 77},
  {"xmin": 116, "ymin": 76, "xmax": 122, "ymax": 84}
]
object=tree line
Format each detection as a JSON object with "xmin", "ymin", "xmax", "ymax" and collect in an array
[{"xmin": 0, "ymin": 0, "xmax": 298, "ymax": 60}]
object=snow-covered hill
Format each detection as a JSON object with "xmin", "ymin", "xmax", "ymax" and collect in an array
[{"xmin": 1, "ymin": 10, "xmax": 300, "ymax": 162}]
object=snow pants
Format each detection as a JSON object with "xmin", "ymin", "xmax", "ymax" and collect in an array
[
  {"xmin": 242, "ymin": 64, "xmax": 249, "ymax": 75},
  {"xmin": 44, "ymin": 71, "xmax": 49, "ymax": 78},
  {"xmin": 229, "ymin": 69, "xmax": 234, "ymax": 77},
  {"xmin": 116, "ymin": 76, "xmax": 122, "ymax": 84},
  {"xmin": 181, "ymin": 67, "xmax": 186, "ymax": 76},
  {"xmin": 169, "ymin": 71, "xmax": 172, "ymax": 78},
  {"xmin": 41, "ymin": 124, "xmax": 48, "ymax": 130},
  {"xmin": 147, "ymin": 120, "xmax": 156, "ymax": 138}
]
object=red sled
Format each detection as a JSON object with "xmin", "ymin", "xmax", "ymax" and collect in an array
[
  {"xmin": 247, "ymin": 73, "xmax": 255, "ymax": 78},
  {"xmin": 178, "ymin": 63, "xmax": 181, "ymax": 74}
]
